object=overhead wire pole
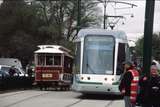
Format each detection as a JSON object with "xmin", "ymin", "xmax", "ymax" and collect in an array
[
  {"xmin": 143, "ymin": 0, "xmax": 155, "ymax": 77},
  {"xmin": 77, "ymin": 0, "xmax": 81, "ymax": 33},
  {"xmin": 103, "ymin": 0, "xmax": 107, "ymax": 29},
  {"xmin": 97, "ymin": 0, "xmax": 137, "ymax": 29}
]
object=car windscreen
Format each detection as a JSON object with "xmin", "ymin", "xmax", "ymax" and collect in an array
[
  {"xmin": 0, "ymin": 70, "xmax": 10, "ymax": 76},
  {"xmin": 1, "ymin": 67, "xmax": 10, "ymax": 72}
]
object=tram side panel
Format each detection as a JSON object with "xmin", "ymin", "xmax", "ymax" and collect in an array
[
  {"xmin": 35, "ymin": 67, "xmax": 61, "ymax": 81},
  {"xmin": 35, "ymin": 62, "xmax": 73, "ymax": 88},
  {"xmin": 62, "ymin": 56, "xmax": 73, "ymax": 85},
  {"xmin": 35, "ymin": 67, "xmax": 62, "ymax": 87}
]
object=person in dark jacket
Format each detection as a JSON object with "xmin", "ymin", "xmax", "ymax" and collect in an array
[
  {"xmin": 139, "ymin": 65, "xmax": 160, "ymax": 107},
  {"xmin": 138, "ymin": 74, "xmax": 149, "ymax": 106},
  {"xmin": 119, "ymin": 61, "xmax": 139, "ymax": 107}
]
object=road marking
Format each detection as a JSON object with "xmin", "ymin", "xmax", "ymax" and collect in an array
[
  {"xmin": 65, "ymin": 99, "xmax": 83, "ymax": 107},
  {"xmin": 3, "ymin": 92, "xmax": 49, "ymax": 107},
  {"xmin": 0, "ymin": 91, "xmax": 26, "ymax": 98},
  {"xmin": 105, "ymin": 101, "xmax": 114, "ymax": 107}
]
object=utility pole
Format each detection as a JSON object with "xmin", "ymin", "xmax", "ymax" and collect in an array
[
  {"xmin": 103, "ymin": 0, "xmax": 107, "ymax": 29},
  {"xmin": 143, "ymin": 0, "xmax": 155, "ymax": 77},
  {"xmin": 77, "ymin": 0, "xmax": 81, "ymax": 32}
]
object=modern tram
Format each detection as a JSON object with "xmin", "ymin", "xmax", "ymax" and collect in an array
[
  {"xmin": 72, "ymin": 29, "xmax": 130, "ymax": 94},
  {"xmin": 34, "ymin": 45, "xmax": 73, "ymax": 90}
]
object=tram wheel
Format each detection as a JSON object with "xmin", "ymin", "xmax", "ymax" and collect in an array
[
  {"xmin": 60, "ymin": 86, "xmax": 63, "ymax": 91},
  {"xmin": 64, "ymin": 87, "xmax": 67, "ymax": 91},
  {"xmin": 40, "ymin": 86, "xmax": 43, "ymax": 90},
  {"xmin": 54, "ymin": 87, "xmax": 58, "ymax": 91},
  {"xmin": 67, "ymin": 86, "xmax": 70, "ymax": 91}
]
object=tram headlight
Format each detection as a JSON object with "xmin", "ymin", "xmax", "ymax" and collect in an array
[
  {"xmin": 81, "ymin": 77, "xmax": 84, "ymax": 80},
  {"xmin": 112, "ymin": 78, "xmax": 114, "ymax": 81}
]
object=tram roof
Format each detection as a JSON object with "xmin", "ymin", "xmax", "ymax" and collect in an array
[
  {"xmin": 35, "ymin": 45, "xmax": 71, "ymax": 54},
  {"xmin": 76, "ymin": 28, "xmax": 127, "ymax": 41}
]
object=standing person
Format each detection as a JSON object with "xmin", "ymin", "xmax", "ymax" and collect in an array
[
  {"xmin": 138, "ymin": 74, "xmax": 148, "ymax": 106},
  {"xmin": 139, "ymin": 65, "xmax": 160, "ymax": 107},
  {"xmin": 119, "ymin": 61, "xmax": 139, "ymax": 107},
  {"xmin": 26, "ymin": 61, "xmax": 35, "ymax": 77}
]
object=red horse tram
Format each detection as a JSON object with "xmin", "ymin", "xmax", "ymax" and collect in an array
[{"xmin": 34, "ymin": 45, "xmax": 73, "ymax": 90}]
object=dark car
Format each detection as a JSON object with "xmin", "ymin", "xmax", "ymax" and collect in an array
[
  {"xmin": 0, "ymin": 70, "xmax": 10, "ymax": 90},
  {"xmin": 0, "ymin": 70, "xmax": 10, "ymax": 79}
]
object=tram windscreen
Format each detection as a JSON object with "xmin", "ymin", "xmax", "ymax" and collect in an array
[{"xmin": 83, "ymin": 35, "xmax": 114, "ymax": 75}]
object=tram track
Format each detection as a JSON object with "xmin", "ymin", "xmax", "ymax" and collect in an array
[
  {"xmin": 2, "ymin": 92, "xmax": 49, "ymax": 107},
  {"xmin": 105, "ymin": 100, "xmax": 114, "ymax": 107},
  {"xmin": 65, "ymin": 99, "xmax": 83, "ymax": 107},
  {"xmin": 65, "ymin": 97, "xmax": 114, "ymax": 107},
  {"xmin": 0, "ymin": 90, "xmax": 26, "ymax": 98},
  {"xmin": 0, "ymin": 90, "xmax": 118, "ymax": 107},
  {"xmin": 2, "ymin": 91, "xmax": 83, "ymax": 107}
]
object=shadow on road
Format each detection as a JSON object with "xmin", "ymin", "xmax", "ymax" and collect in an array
[{"xmin": 77, "ymin": 94, "xmax": 123, "ymax": 100}]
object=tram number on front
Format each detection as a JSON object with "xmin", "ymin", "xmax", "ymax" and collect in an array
[{"xmin": 42, "ymin": 74, "xmax": 52, "ymax": 78}]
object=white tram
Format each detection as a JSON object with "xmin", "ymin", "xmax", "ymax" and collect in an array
[{"xmin": 72, "ymin": 29, "xmax": 130, "ymax": 94}]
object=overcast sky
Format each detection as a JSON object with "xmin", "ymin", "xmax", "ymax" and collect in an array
[
  {"xmin": 0, "ymin": 0, "xmax": 159, "ymax": 42},
  {"xmin": 99, "ymin": 1, "xmax": 160, "ymax": 42}
]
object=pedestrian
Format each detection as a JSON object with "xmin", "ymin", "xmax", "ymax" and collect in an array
[
  {"xmin": 139, "ymin": 65, "xmax": 160, "ymax": 107},
  {"xmin": 26, "ymin": 61, "xmax": 35, "ymax": 77},
  {"xmin": 137, "ymin": 74, "xmax": 148, "ymax": 106},
  {"xmin": 119, "ymin": 61, "xmax": 139, "ymax": 107}
]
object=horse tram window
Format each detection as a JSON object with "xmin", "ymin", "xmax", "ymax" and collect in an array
[{"xmin": 34, "ymin": 45, "xmax": 73, "ymax": 90}]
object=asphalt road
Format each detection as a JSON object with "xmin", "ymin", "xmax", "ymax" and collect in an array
[{"xmin": 0, "ymin": 89, "xmax": 124, "ymax": 107}]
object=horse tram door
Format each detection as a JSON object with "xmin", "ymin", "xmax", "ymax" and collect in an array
[{"xmin": 34, "ymin": 45, "xmax": 73, "ymax": 90}]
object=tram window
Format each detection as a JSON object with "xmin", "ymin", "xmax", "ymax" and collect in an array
[
  {"xmin": 126, "ymin": 44, "xmax": 131, "ymax": 61},
  {"xmin": 38, "ymin": 54, "xmax": 45, "ymax": 65},
  {"xmin": 73, "ymin": 42, "xmax": 81, "ymax": 73},
  {"xmin": 83, "ymin": 36, "xmax": 114, "ymax": 74},
  {"xmin": 46, "ymin": 55, "xmax": 53, "ymax": 65},
  {"xmin": 54, "ymin": 56, "xmax": 61, "ymax": 65},
  {"xmin": 64, "ymin": 56, "xmax": 69, "ymax": 68},
  {"xmin": 116, "ymin": 43, "xmax": 125, "ymax": 75}
]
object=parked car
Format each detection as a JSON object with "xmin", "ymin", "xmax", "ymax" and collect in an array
[
  {"xmin": 0, "ymin": 70, "xmax": 10, "ymax": 89},
  {"xmin": 0, "ymin": 65, "xmax": 28, "ymax": 77},
  {"xmin": 0, "ymin": 58, "xmax": 27, "ymax": 76},
  {"xmin": 14, "ymin": 67, "xmax": 28, "ymax": 77},
  {"xmin": 0, "ymin": 69, "xmax": 10, "ymax": 79},
  {"xmin": 0, "ymin": 65, "xmax": 11, "ymax": 73},
  {"xmin": 0, "ymin": 58, "xmax": 22, "ymax": 68}
]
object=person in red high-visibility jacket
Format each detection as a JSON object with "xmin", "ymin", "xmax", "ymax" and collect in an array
[{"xmin": 119, "ymin": 61, "xmax": 139, "ymax": 107}]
